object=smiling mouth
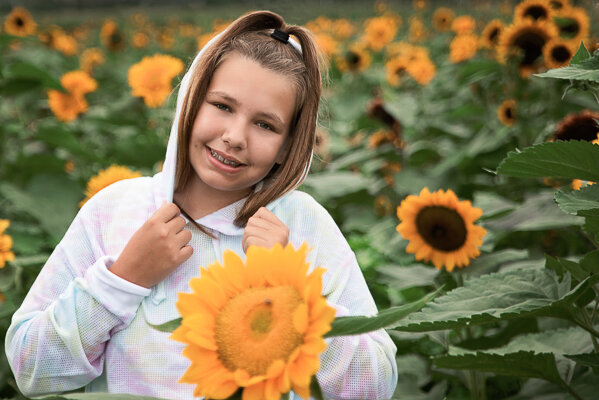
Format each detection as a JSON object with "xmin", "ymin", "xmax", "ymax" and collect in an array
[{"xmin": 207, "ymin": 147, "xmax": 244, "ymax": 168}]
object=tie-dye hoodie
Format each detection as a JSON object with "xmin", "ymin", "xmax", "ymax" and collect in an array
[{"xmin": 5, "ymin": 33, "xmax": 398, "ymax": 400}]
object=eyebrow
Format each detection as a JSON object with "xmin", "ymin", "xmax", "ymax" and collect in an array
[{"xmin": 207, "ymin": 91, "xmax": 286, "ymax": 128}]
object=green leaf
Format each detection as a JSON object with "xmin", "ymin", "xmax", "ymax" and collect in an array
[
  {"xmin": 325, "ymin": 289, "xmax": 440, "ymax": 337},
  {"xmin": 545, "ymin": 255, "xmax": 588, "ymax": 281},
  {"xmin": 583, "ymin": 215, "xmax": 599, "ymax": 241},
  {"xmin": 555, "ymin": 185, "xmax": 599, "ymax": 216},
  {"xmin": 580, "ymin": 250, "xmax": 599, "ymax": 274},
  {"xmin": 378, "ymin": 264, "xmax": 439, "ymax": 290},
  {"xmin": 7, "ymin": 62, "xmax": 63, "ymax": 90},
  {"xmin": 148, "ymin": 318, "xmax": 181, "ymax": 333},
  {"xmin": 433, "ymin": 351, "xmax": 563, "ymax": 384},
  {"xmin": 496, "ymin": 141, "xmax": 599, "ymax": 181},
  {"xmin": 569, "ymin": 42, "xmax": 591, "ymax": 65},
  {"xmin": 302, "ymin": 172, "xmax": 371, "ymax": 201},
  {"xmin": 394, "ymin": 268, "xmax": 597, "ymax": 332},
  {"xmin": 36, "ymin": 125, "xmax": 102, "ymax": 161},
  {"xmin": 565, "ymin": 353, "xmax": 599, "ymax": 368}
]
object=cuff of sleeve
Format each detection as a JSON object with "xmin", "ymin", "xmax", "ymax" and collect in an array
[{"xmin": 83, "ymin": 255, "xmax": 151, "ymax": 322}]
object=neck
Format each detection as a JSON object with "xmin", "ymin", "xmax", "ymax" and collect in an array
[{"xmin": 173, "ymin": 176, "xmax": 251, "ymax": 220}]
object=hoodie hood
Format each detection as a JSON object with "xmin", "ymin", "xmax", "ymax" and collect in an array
[{"xmin": 151, "ymin": 31, "xmax": 308, "ymax": 236}]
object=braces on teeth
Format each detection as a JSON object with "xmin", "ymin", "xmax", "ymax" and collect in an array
[{"xmin": 210, "ymin": 149, "xmax": 240, "ymax": 167}]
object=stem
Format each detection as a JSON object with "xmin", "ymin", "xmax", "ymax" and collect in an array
[
  {"xmin": 15, "ymin": 265, "xmax": 23, "ymax": 293},
  {"xmin": 560, "ymin": 380, "xmax": 585, "ymax": 400},
  {"xmin": 469, "ymin": 370, "xmax": 479, "ymax": 400}
]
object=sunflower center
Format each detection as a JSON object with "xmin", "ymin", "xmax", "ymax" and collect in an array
[
  {"xmin": 524, "ymin": 6, "xmax": 548, "ymax": 20},
  {"xmin": 551, "ymin": 45, "xmax": 571, "ymax": 62},
  {"xmin": 215, "ymin": 286, "xmax": 304, "ymax": 376},
  {"xmin": 560, "ymin": 19, "xmax": 580, "ymax": 36},
  {"xmin": 504, "ymin": 107, "xmax": 513, "ymax": 120},
  {"xmin": 416, "ymin": 206, "xmax": 467, "ymax": 252},
  {"xmin": 557, "ymin": 118, "xmax": 599, "ymax": 141},
  {"xmin": 489, "ymin": 28, "xmax": 500, "ymax": 43},
  {"xmin": 513, "ymin": 29, "xmax": 547, "ymax": 66},
  {"xmin": 16, "ymin": 17, "xmax": 24, "ymax": 27},
  {"xmin": 348, "ymin": 51, "xmax": 361, "ymax": 66}
]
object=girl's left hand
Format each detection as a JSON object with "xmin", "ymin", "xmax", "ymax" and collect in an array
[{"xmin": 242, "ymin": 207, "xmax": 289, "ymax": 253}]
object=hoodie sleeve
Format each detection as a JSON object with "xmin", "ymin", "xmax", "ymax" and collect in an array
[
  {"xmin": 4, "ymin": 193, "xmax": 150, "ymax": 397},
  {"xmin": 287, "ymin": 192, "xmax": 398, "ymax": 400}
]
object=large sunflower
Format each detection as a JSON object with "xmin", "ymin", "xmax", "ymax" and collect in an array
[
  {"xmin": 555, "ymin": 6, "xmax": 589, "ymax": 45},
  {"xmin": 171, "ymin": 243, "xmax": 336, "ymax": 400},
  {"xmin": 4, "ymin": 7, "xmax": 36, "ymax": 37},
  {"xmin": 127, "ymin": 54, "xmax": 184, "ymax": 108},
  {"xmin": 362, "ymin": 15, "xmax": 400, "ymax": 52},
  {"xmin": 47, "ymin": 70, "xmax": 97, "ymax": 122},
  {"xmin": 396, "ymin": 188, "xmax": 487, "ymax": 271},
  {"xmin": 80, "ymin": 165, "xmax": 142, "ymax": 207},
  {"xmin": 514, "ymin": 0, "xmax": 553, "ymax": 23},
  {"xmin": 543, "ymin": 38, "xmax": 575, "ymax": 68},
  {"xmin": 496, "ymin": 19, "xmax": 558, "ymax": 76},
  {"xmin": 552, "ymin": 110, "xmax": 599, "ymax": 142},
  {"xmin": 0, "ymin": 220, "xmax": 15, "ymax": 269},
  {"xmin": 497, "ymin": 99, "xmax": 517, "ymax": 126}
]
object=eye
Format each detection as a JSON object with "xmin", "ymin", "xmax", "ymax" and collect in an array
[
  {"xmin": 213, "ymin": 103, "xmax": 230, "ymax": 112},
  {"xmin": 257, "ymin": 121, "xmax": 273, "ymax": 131}
]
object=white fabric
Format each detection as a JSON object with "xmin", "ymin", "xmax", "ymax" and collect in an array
[{"xmin": 5, "ymin": 23, "xmax": 398, "ymax": 400}]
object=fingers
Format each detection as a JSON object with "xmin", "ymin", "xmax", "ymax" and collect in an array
[
  {"xmin": 251, "ymin": 207, "xmax": 281, "ymax": 223},
  {"xmin": 242, "ymin": 235, "xmax": 273, "ymax": 252},
  {"xmin": 155, "ymin": 202, "xmax": 181, "ymax": 223},
  {"xmin": 166, "ymin": 215, "xmax": 187, "ymax": 235}
]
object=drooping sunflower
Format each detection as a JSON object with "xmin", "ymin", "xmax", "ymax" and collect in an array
[
  {"xmin": 432, "ymin": 7, "xmax": 455, "ymax": 32},
  {"xmin": 514, "ymin": 0, "xmax": 553, "ymax": 23},
  {"xmin": 171, "ymin": 243, "xmax": 336, "ymax": 400},
  {"xmin": 552, "ymin": 110, "xmax": 599, "ymax": 142},
  {"xmin": 4, "ymin": 7, "xmax": 37, "ymax": 37},
  {"xmin": 127, "ymin": 54, "xmax": 184, "ymax": 108},
  {"xmin": 100, "ymin": 20, "xmax": 126, "ymax": 52},
  {"xmin": 80, "ymin": 48, "xmax": 105, "ymax": 73},
  {"xmin": 335, "ymin": 44, "xmax": 371, "ymax": 73},
  {"xmin": 367, "ymin": 97, "xmax": 402, "ymax": 139},
  {"xmin": 543, "ymin": 38, "xmax": 575, "ymax": 68},
  {"xmin": 497, "ymin": 99, "xmax": 517, "ymax": 126},
  {"xmin": 0, "ymin": 220, "xmax": 15, "ymax": 269},
  {"xmin": 451, "ymin": 15, "xmax": 476, "ymax": 35},
  {"xmin": 481, "ymin": 19, "xmax": 504, "ymax": 49},
  {"xmin": 555, "ymin": 6, "xmax": 589, "ymax": 45},
  {"xmin": 362, "ymin": 15, "xmax": 400, "ymax": 52},
  {"xmin": 496, "ymin": 19, "xmax": 558, "ymax": 76},
  {"xmin": 80, "ymin": 165, "xmax": 142, "ymax": 207},
  {"xmin": 396, "ymin": 188, "xmax": 487, "ymax": 271},
  {"xmin": 449, "ymin": 34, "xmax": 479, "ymax": 63}
]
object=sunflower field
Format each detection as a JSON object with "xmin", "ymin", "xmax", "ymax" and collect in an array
[{"xmin": 1, "ymin": 0, "xmax": 599, "ymax": 399}]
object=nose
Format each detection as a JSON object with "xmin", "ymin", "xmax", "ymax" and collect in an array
[{"xmin": 221, "ymin": 116, "xmax": 248, "ymax": 150}]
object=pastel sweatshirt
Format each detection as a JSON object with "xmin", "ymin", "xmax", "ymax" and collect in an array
[{"xmin": 5, "ymin": 28, "xmax": 398, "ymax": 400}]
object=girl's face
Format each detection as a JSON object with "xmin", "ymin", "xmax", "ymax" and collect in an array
[{"xmin": 187, "ymin": 52, "xmax": 295, "ymax": 199}]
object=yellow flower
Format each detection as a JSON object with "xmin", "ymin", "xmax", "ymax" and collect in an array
[
  {"xmin": 514, "ymin": 0, "xmax": 554, "ymax": 23},
  {"xmin": 572, "ymin": 179, "xmax": 595, "ymax": 191},
  {"xmin": 47, "ymin": 70, "xmax": 97, "ymax": 122},
  {"xmin": 396, "ymin": 188, "xmax": 487, "ymax": 271},
  {"xmin": 480, "ymin": 19, "xmax": 504, "ymax": 49},
  {"xmin": 335, "ymin": 44, "xmax": 371, "ymax": 72},
  {"xmin": 413, "ymin": 0, "xmax": 429, "ymax": 11},
  {"xmin": 128, "ymin": 54, "xmax": 184, "ymax": 108},
  {"xmin": 53, "ymin": 32, "xmax": 78, "ymax": 56},
  {"xmin": 0, "ymin": 220, "xmax": 16, "ymax": 269},
  {"xmin": 4, "ymin": 7, "xmax": 36, "ymax": 37},
  {"xmin": 432, "ymin": 7, "xmax": 455, "ymax": 32},
  {"xmin": 314, "ymin": 33, "xmax": 338, "ymax": 58},
  {"xmin": 555, "ymin": 6, "xmax": 590, "ymax": 45},
  {"xmin": 158, "ymin": 27, "xmax": 175, "ymax": 50},
  {"xmin": 407, "ymin": 58, "xmax": 436, "ymax": 85},
  {"xmin": 385, "ymin": 56, "xmax": 410, "ymax": 87},
  {"xmin": 332, "ymin": 19, "xmax": 355, "ymax": 40},
  {"xmin": 65, "ymin": 160, "xmax": 75, "ymax": 173},
  {"xmin": 451, "ymin": 15, "xmax": 476, "ymax": 35},
  {"xmin": 549, "ymin": 0, "xmax": 570, "ymax": 12},
  {"xmin": 80, "ymin": 48, "xmax": 105, "ymax": 73},
  {"xmin": 409, "ymin": 17, "xmax": 429, "ymax": 43},
  {"xmin": 100, "ymin": 20, "xmax": 125, "ymax": 52},
  {"xmin": 497, "ymin": 99, "xmax": 517, "ymax": 127},
  {"xmin": 449, "ymin": 34, "xmax": 479, "ymax": 63},
  {"xmin": 496, "ymin": 19, "xmax": 558, "ymax": 76},
  {"xmin": 363, "ymin": 15, "xmax": 400, "ymax": 52},
  {"xmin": 80, "ymin": 165, "xmax": 142, "ymax": 207},
  {"xmin": 197, "ymin": 31, "xmax": 217, "ymax": 50},
  {"xmin": 543, "ymin": 38, "xmax": 575, "ymax": 68},
  {"xmin": 171, "ymin": 243, "xmax": 336, "ymax": 400}
]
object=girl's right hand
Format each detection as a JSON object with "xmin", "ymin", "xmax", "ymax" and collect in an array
[{"xmin": 109, "ymin": 202, "xmax": 193, "ymax": 288}]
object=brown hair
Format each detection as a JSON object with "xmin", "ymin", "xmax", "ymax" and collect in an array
[{"xmin": 174, "ymin": 11, "xmax": 324, "ymax": 228}]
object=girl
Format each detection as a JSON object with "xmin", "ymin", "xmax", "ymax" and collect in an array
[{"xmin": 5, "ymin": 11, "xmax": 398, "ymax": 400}]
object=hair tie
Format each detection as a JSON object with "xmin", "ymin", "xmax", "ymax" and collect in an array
[{"xmin": 271, "ymin": 28, "xmax": 289, "ymax": 44}]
